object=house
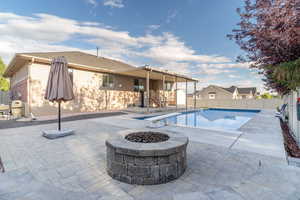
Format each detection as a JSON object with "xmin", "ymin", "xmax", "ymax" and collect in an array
[
  {"xmin": 195, "ymin": 85, "xmax": 257, "ymax": 100},
  {"xmin": 3, "ymin": 51, "xmax": 197, "ymax": 117}
]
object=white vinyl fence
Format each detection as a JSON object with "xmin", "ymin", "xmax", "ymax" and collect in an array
[
  {"xmin": 187, "ymin": 98, "xmax": 283, "ymax": 110},
  {"xmin": 283, "ymin": 89, "xmax": 300, "ymax": 145},
  {"xmin": 0, "ymin": 91, "xmax": 9, "ymax": 105}
]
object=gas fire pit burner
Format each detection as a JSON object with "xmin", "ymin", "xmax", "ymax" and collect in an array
[{"xmin": 125, "ymin": 131, "xmax": 169, "ymax": 143}]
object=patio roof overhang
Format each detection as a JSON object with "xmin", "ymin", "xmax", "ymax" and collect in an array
[
  {"xmin": 4, "ymin": 54, "xmax": 198, "ymax": 83},
  {"xmin": 120, "ymin": 66, "xmax": 198, "ymax": 82}
]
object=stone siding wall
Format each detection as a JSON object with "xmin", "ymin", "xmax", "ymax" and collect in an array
[
  {"xmin": 10, "ymin": 63, "xmax": 29, "ymax": 103},
  {"xmin": 10, "ymin": 79, "xmax": 28, "ymax": 103}
]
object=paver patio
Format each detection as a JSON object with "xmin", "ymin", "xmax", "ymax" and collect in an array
[{"xmin": 0, "ymin": 110, "xmax": 300, "ymax": 200}]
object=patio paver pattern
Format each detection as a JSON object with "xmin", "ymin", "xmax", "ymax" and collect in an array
[{"xmin": 0, "ymin": 110, "xmax": 300, "ymax": 200}]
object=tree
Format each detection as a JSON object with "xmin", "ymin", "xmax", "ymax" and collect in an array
[
  {"xmin": 0, "ymin": 58, "xmax": 9, "ymax": 91},
  {"xmin": 228, "ymin": 0, "xmax": 300, "ymax": 94},
  {"xmin": 260, "ymin": 92, "xmax": 273, "ymax": 99}
]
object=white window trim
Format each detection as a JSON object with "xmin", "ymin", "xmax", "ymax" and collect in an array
[{"xmin": 209, "ymin": 93, "xmax": 216, "ymax": 99}]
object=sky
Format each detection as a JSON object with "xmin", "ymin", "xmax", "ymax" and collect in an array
[{"xmin": 0, "ymin": 0, "xmax": 265, "ymax": 92}]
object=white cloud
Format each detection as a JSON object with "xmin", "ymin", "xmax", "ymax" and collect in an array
[
  {"xmin": 0, "ymin": 36, "xmax": 84, "ymax": 64},
  {"xmin": 86, "ymin": 0, "xmax": 98, "ymax": 6},
  {"xmin": 166, "ymin": 10, "xmax": 178, "ymax": 24},
  {"xmin": 228, "ymin": 74, "xmax": 239, "ymax": 78},
  {"xmin": 146, "ymin": 24, "xmax": 161, "ymax": 34},
  {"xmin": 213, "ymin": 62, "xmax": 251, "ymax": 69},
  {"xmin": 201, "ymin": 68, "xmax": 231, "ymax": 75},
  {"xmin": 85, "ymin": 0, "xmax": 124, "ymax": 8},
  {"xmin": 192, "ymin": 63, "xmax": 249, "ymax": 76},
  {"xmin": 0, "ymin": 12, "xmax": 264, "ymax": 90},
  {"xmin": 141, "ymin": 33, "xmax": 230, "ymax": 64},
  {"xmin": 0, "ymin": 12, "xmax": 230, "ymax": 64},
  {"xmin": 197, "ymin": 62, "xmax": 251, "ymax": 70},
  {"xmin": 0, "ymin": 13, "xmax": 78, "ymax": 43},
  {"xmin": 157, "ymin": 62, "xmax": 191, "ymax": 76},
  {"xmin": 103, "ymin": 0, "xmax": 124, "ymax": 8}
]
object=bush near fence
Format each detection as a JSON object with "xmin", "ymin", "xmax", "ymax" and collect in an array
[{"xmin": 187, "ymin": 98, "xmax": 283, "ymax": 110}]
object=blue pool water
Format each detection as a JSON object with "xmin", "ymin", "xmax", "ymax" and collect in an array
[{"xmin": 159, "ymin": 108, "xmax": 260, "ymax": 131}]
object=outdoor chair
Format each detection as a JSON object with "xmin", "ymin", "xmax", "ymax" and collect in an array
[
  {"xmin": 275, "ymin": 104, "xmax": 287, "ymax": 118},
  {"xmin": 0, "ymin": 104, "xmax": 10, "ymax": 120}
]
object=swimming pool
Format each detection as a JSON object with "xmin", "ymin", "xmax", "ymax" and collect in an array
[{"xmin": 157, "ymin": 108, "xmax": 260, "ymax": 131}]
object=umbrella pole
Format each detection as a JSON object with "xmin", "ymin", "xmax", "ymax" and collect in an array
[{"xmin": 58, "ymin": 101, "xmax": 61, "ymax": 131}]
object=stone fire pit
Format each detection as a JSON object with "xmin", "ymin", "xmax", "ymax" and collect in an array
[{"xmin": 106, "ymin": 130, "xmax": 188, "ymax": 185}]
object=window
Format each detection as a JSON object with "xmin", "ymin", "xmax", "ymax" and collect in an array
[
  {"xmin": 208, "ymin": 92, "xmax": 216, "ymax": 99},
  {"xmin": 133, "ymin": 79, "xmax": 144, "ymax": 92},
  {"xmin": 101, "ymin": 74, "xmax": 114, "ymax": 88},
  {"xmin": 164, "ymin": 81, "xmax": 173, "ymax": 91}
]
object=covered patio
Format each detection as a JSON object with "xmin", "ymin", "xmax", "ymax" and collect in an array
[{"xmin": 121, "ymin": 65, "xmax": 199, "ymax": 113}]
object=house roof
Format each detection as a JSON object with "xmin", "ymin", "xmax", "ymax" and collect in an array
[
  {"xmin": 237, "ymin": 87, "xmax": 257, "ymax": 94},
  {"xmin": 4, "ymin": 51, "xmax": 198, "ymax": 82},
  {"xmin": 21, "ymin": 51, "xmax": 135, "ymax": 73},
  {"xmin": 223, "ymin": 86, "xmax": 237, "ymax": 93},
  {"xmin": 223, "ymin": 86, "xmax": 256, "ymax": 94},
  {"xmin": 195, "ymin": 85, "xmax": 234, "ymax": 95}
]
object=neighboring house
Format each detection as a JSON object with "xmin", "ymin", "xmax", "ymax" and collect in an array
[
  {"xmin": 195, "ymin": 85, "xmax": 257, "ymax": 100},
  {"xmin": 4, "ymin": 51, "xmax": 197, "ymax": 117}
]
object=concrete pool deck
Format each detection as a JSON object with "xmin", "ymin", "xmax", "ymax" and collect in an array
[{"xmin": 0, "ymin": 109, "xmax": 299, "ymax": 199}]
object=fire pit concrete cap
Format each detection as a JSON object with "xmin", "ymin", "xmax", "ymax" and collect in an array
[{"xmin": 105, "ymin": 129, "xmax": 188, "ymax": 157}]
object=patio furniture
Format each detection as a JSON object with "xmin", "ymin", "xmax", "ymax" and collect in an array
[
  {"xmin": 0, "ymin": 104, "xmax": 10, "ymax": 120},
  {"xmin": 275, "ymin": 104, "xmax": 287, "ymax": 118},
  {"xmin": 11, "ymin": 100, "xmax": 24, "ymax": 118},
  {"xmin": 150, "ymin": 97, "xmax": 166, "ymax": 108},
  {"xmin": 42, "ymin": 56, "xmax": 75, "ymax": 139}
]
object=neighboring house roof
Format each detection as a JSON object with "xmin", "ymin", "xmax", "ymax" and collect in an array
[
  {"xmin": 195, "ymin": 85, "xmax": 232, "ymax": 95},
  {"xmin": 237, "ymin": 87, "xmax": 257, "ymax": 94},
  {"xmin": 4, "ymin": 51, "xmax": 197, "ymax": 82},
  {"xmin": 223, "ymin": 86, "xmax": 237, "ymax": 93},
  {"xmin": 206, "ymin": 85, "xmax": 234, "ymax": 95},
  {"xmin": 223, "ymin": 86, "xmax": 256, "ymax": 95},
  {"xmin": 196, "ymin": 85, "xmax": 257, "ymax": 96}
]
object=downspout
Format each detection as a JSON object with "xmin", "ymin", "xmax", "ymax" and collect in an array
[{"xmin": 28, "ymin": 58, "xmax": 36, "ymax": 119}]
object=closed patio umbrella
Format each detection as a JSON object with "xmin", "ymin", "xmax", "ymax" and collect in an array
[
  {"xmin": 0, "ymin": 156, "xmax": 4, "ymax": 173},
  {"xmin": 43, "ymin": 56, "xmax": 75, "ymax": 139}
]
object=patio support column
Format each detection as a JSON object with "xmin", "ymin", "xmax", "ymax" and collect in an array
[
  {"xmin": 162, "ymin": 75, "xmax": 165, "ymax": 107},
  {"xmin": 194, "ymin": 81, "xmax": 197, "ymax": 109},
  {"xmin": 185, "ymin": 79, "xmax": 188, "ymax": 111},
  {"xmin": 147, "ymin": 70, "xmax": 150, "ymax": 113},
  {"xmin": 175, "ymin": 76, "xmax": 177, "ymax": 111}
]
